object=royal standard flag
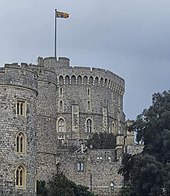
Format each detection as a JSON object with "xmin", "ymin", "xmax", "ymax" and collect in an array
[{"xmin": 56, "ymin": 10, "xmax": 69, "ymax": 18}]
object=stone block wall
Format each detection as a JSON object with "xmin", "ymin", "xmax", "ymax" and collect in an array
[
  {"xmin": 57, "ymin": 149, "xmax": 123, "ymax": 196},
  {"xmin": 0, "ymin": 63, "xmax": 38, "ymax": 195}
]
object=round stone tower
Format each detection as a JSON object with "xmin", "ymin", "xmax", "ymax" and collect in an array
[
  {"xmin": 36, "ymin": 57, "xmax": 58, "ymax": 181},
  {"xmin": 54, "ymin": 57, "xmax": 125, "ymax": 139},
  {"xmin": 0, "ymin": 63, "xmax": 38, "ymax": 195},
  {"xmin": 55, "ymin": 57, "xmax": 125, "ymax": 159}
]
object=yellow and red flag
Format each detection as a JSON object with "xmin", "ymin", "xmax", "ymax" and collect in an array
[{"xmin": 55, "ymin": 10, "xmax": 69, "ymax": 18}]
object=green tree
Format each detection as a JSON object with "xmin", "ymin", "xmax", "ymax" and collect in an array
[
  {"xmin": 37, "ymin": 180, "xmax": 48, "ymax": 196},
  {"xmin": 48, "ymin": 173, "xmax": 96, "ymax": 196},
  {"xmin": 87, "ymin": 132, "xmax": 116, "ymax": 149},
  {"xmin": 119, "ymin": 90, "xmax": 170, "ymax": 196}
]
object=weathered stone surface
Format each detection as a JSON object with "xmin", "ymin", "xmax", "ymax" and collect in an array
[
  {"xmin": 0, "ymin": 56, "xmax": 138, "ymax": 195},
  {"xmin": 0, "ymin": 64, "xmax": 37, "ymax": 195}
]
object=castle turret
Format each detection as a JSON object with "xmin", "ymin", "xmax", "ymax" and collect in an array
[{"xmin": 0, "ymin": 63, "xmax": 38, "ymax": 195}]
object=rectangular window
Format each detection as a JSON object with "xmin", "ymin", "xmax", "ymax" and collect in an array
[
  {"xmin": 77, "ymin": 162, "xmax": 84, "ymax": 172},
  {"xmin": 16, "ymin": 100, "xmax": 26, "ymax": 116}
]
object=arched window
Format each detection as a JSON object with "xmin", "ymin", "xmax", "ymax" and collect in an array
[
  {"xmin": 71, "ymin": 75, "xmax": 76, "ymax": 85},
  {"xmin": 112, "ymin": 122, "xmax": 116, "ymax": 134},
  {"xmin": 58, "ymin": 118, "xmax": 65, "ymax": 132},
  {"xmin": 86, "ymin": 119, "xmax": 92, "ymax": 133},
  {"xmin": 83, "ymin": 76, "xmax": 88, "ymax": 85},
  {"xmin": 89, "ymin": 76, "xmax": 93, "ymax": 85},
  {"xmin": 100, "ymin": 78, "xmax": 104, "ymax": 86},
  {"xmin": 105, "ymin": 78, "xmax": 108, "ymax": 86},
  {"xmin": 59, "ymin": 76, "xmax": 64, "ymax": 85},
  {"xmin": 16, "ymin": 165, "xmax": 26, "ymax": 189},
  {"xmin": 65, "ymin": 75, "xmax": 70, "ymax": 85},
  {"xmin": 94, "ymin": 77, "xmax": 99, "ymax": 85},
  {"xmin": 77, "ymin": 75, "xmax": 82, "ymax": 85},
  {"xmin": 16, "ymin": 132, "xmax": 26, "ymax": 153}
]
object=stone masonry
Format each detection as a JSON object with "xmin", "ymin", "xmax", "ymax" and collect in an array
[{"xmin": 0, "ymin": 56, "xmax": 137, "ymax": 195}]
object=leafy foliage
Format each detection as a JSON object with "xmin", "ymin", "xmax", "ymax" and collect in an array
[
  {"xmin": 87, "ymin": 132, "xmax": 116, "ymax": 149},
  {"xmin": 119, "ymin": 90, "xmax": 170, "ymax": 196},
  {"xmin": 37, "ymin": 180, "xmax": 48, "ymax": 196},
  {"xmin": 47, "ymin": 173, "xmax": 96, "ymax": 196}
]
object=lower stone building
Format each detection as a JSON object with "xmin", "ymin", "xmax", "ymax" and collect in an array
[{"xmin": 57, "ymin": 146, "xmax": 123, "ymax": 196}]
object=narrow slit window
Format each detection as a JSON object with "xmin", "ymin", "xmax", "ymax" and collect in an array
[{"xmin": 59, "ymin": 100, "xmax": 63, "ymax": 111}]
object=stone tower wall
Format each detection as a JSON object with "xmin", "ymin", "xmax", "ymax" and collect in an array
[
  {"xmin": 53, "ymin": 57, "xmax": 125, "ymax": 141},
  {"xmin": 36, "ymin": 59, "xmax": 58, "ymax": 181},
  {"xmin": 0, "ymin": 63, "xmax": 37, "ymax": 195}
]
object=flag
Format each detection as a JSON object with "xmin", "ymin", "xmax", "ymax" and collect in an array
[{"xmin": 55, "ymin": 10, "xmax": 69, "ymax": 18}]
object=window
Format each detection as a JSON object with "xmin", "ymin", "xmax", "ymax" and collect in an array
[
  {"xmin": 59, "ymin": 100, "xmax": 63, "ymax": 111},
  {"xmin": 77, "ymin": 162, "xmax": 84, "ymax": 172},
  {"xmin": 87, "ymin": 101, "xmax": 91, "ymax": 111},
  {"xmin": 58, "ymin": 118, "xmax": 65, "ymax": 132},
  {"xmin": 16, "ymin": 165, "xmax": 26, "ymax": 189},
  {"xmin": 59, "ymin": 88, "xmax": 63, "ymax": 96},
  {"xmin": 17, "ymin": 101, "xmax": 26, "ymax": 116},
  {"xmin": 16, "ymin": 132, "xmax": 26, "ymax": 153},
  {"xmin": 87, "ymin": 88, "xmax": 90, "ymax": 96},
  {"xmin": 110, "ymin": 181, "xmax": 114, "ymax": 192},
  {"xmin": 86, "ymin": 119, "xmax": 92, "ymax": 133}
]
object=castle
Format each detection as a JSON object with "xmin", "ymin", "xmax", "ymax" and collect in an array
[{"xmin": 0, "ymin": 56, "xmax": 140, "ymax": 195}]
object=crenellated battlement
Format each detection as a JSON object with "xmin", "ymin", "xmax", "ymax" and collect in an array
[
  {"xmin": 36, "ymin": 56, "xmax": 125, "ymax": 95},
  {"xmin": 0, "ymin": 62, "xmax": 38, "ymax": 93},
  {"xmin": 56, "ymin": 65, "xmax": 125, "ymax": 95}
]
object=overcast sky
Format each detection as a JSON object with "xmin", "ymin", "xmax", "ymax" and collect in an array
[{"xmin": 0, "ymin": 0, "xmax": 169, "ymax": 119}]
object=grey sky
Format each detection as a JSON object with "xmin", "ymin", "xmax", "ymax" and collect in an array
[{"xmin": 0, "ymin": 0, "xmax": 169, "ymax": 119}]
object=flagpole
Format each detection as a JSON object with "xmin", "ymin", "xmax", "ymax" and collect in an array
[
  {"xmin": 54, "ymin": 9, "xmax": 57, "ymax": 59},
  {"xmin": 54, "ymin": 10, "xmax": 69, "ymax": 59}
]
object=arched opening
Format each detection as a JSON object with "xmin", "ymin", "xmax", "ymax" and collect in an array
[
  {"xmin": 71, "ymin": 75, "xmax": 76, "ymax": 85},
  {"xmin": 58, "ymin": 118, "xmax": 65, "ymax": 132},
  {"xmin": 16, "ymin": 165, "xmax": 26, "ymax": 189},
  {"xmin": 105, "ymin": 78, "xmax": 108, "ymax": 86},
  {"xmin": 108, "ymin": 79, "xmax": 111, "ymax": 88},
  {"xmin": 16, "ymin": 132, "xmax": 26, "ymax": 153},
  {"xmin": 94, "ymin": 77, "xmax": 99, "ymax": 85},
  {"xmin": 86, "ymin": 119, "xmax": 92, "ymax": 133},
  {"xmin": 89, "ymin": 76, "xmax": 93, "ymax": 85},
  {"xmin": 59, "ymin": 75, "xmax": 64, "ymax": 85},
  {"xmin": 83, "ymin": 76, "xmax": 88, "ymax": 85},
  {"xmin": 100, "ymin": 78, "xmax": 103, "ymax": 86},
  {"xmin": 65, "ymin": 75, "xmax": 70, "ymax": 85},
  {"xmin": 77, "ymin": 75, "xmax": 82, "ymax": 85}
]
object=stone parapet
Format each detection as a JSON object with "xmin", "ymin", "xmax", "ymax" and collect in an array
[{"xmin": 0, "ymin": 63, "xmax": 38, "ymax": 94}]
